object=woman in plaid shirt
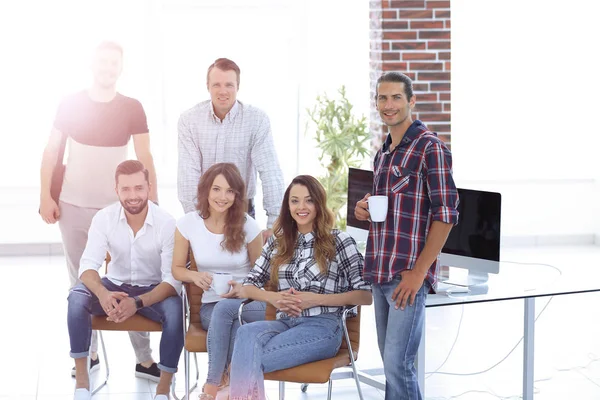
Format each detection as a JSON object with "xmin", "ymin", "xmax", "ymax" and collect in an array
[{"xmin": 224, "ymin": 175, "xmax": 372, "ymax": 400}]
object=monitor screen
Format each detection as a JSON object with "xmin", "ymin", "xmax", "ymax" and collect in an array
[
  {"xmin": 346, "ymin": 167, "xmax": 501, "ymax": 265},
  {"xmin": 442, "ymin": 188, "xmax": 501, "ymax": 262}
]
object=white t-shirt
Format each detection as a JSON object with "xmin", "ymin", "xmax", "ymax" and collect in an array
[{"xmin": 176, "ymin": 211, "xmax": 262, "ymax": 303}]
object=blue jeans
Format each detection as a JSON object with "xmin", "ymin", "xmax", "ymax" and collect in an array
[
  {"xmin": 372, "ymin": 277, "xmax": 428, "ymax": 400},
  {"xmin": 229, "ymin": 313, "xmax": 343, "ymax": 400},
  {"xmin": 67, "ymin": 277, "xmax": 184, "ymax": 373},
  {"xmin": 200, "ymin": 299, "xmax": 266, "ymax": 385}
]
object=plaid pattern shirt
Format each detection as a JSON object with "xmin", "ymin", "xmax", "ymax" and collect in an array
[
  {"xmin": 177, "ymin": 100, "xmax": 285, "ymax": 228},
  {"xmin": 364, "ymin": 120, "xmax": 459, "ymax": 289},
  {"xmin": 244, "ymin": 229, "xmax": 372, "ymax": 318}
]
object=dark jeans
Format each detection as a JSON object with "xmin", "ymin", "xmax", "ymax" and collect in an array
[{"xmin": 67, "ymin": 277, "xmax": 184, "ymax": 373}]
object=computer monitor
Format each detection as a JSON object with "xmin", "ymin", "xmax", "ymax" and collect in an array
[
  {"xmin": 346, "ymin": 167, "xmax": 502, "ymax": 286},
  {"xmin": 346, "ymin": 168, "xmax": 374, "ymax": 243}
]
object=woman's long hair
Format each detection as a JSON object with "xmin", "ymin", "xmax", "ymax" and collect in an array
[
  {"xmin": 196, "ymin": 163, "xmax": 247, "ymax": 253},
  {"xmin": 270, "ymin": 175, "xmax": 335, "ymax": 284}
]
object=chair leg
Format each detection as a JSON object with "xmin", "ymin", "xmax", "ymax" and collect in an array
[
  {"xmin": 171, "ymin": 374, "xmax": 180, "ymax": 400},
  {"xmin": 191, "ymin": 352, "xmax": 199, "ymax": 393},
  {"xmin": 345, "ymin": 354, "xmax": 365, "ymax": 400},
  {"xmin": 91, "ymin": 331, "xmax": 109, "ymax": 395},
  {"xmin": 278, "ymin": 381, "xmax": 285, "ymax": 400},
  {"xmin": 184, "ymin": 349, "xmax": 190, "ymax": 400},
  {"xmin": 326, "ymin": 379, "xmax": 333, "ymax": 400},
  {"xmin": 171, "ymin": 351, "xmax": 198, "ymax": 400},
  {"xmin": 341, "ymin": 311, "xmax": 365, "ymax": 400}
]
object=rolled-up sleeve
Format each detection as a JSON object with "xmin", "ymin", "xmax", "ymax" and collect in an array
[
  {"xmin": 251, "ymin": 113, "xmax": 284, "ymax": 228},
  {"xmin": 79, "ymin": 211, "xmax": 109, "ymax": 279},
  {"xmin": 335, "ymin": 232, "xmax": 371, "ymax": 291},
  {"xmin": 243, "ymin": 237, "xmax": 276, "ymax": 289},
  {"xmin": 160, "ymin": 217, "xmax": 181, "ymax": 294},
  {"xmin": 424, "ymin": 141, "xmax": 459, "ymax": 225}
]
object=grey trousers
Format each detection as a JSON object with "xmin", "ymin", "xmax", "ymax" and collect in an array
[{"xmin": 58, "ymin": 201, "xmax": 153, "ymax": 363}]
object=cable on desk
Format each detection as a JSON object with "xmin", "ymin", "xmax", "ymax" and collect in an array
[
  {"xmin": 425, "ymin": 304, "xmax": 464, "ymax": 379},
  {"xmin": 426, "ymin": 259, "xmax": 561, "ymax": 380},
  {"xmin": 425, "ymin": 296, "xmax": 553, "ymax": 377},
  {"xmin": 427, "ymin": 387, "xmax": 538, "ymax": 400},
  {"xmin": 500, "ymin": 260, "xmax": 563, "ymax": 292},
  {"xmin": 430, "ymin": 354, "xmax": 600, "ymax": 400}
]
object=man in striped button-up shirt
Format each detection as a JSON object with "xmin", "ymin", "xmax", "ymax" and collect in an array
[
  {"xmin": 177, "ymin": 58, "xmax": 284, "ymax": 236},
  {"xmin": 354, "ymin": 72, "xmax": 459, "ymax": 400}
]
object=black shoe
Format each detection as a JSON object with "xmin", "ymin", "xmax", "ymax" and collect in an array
[
  {"xmin": 135, "ymin": 362, "xmax": 161, "ymax": 383},
  {"xmin": 71, "ymin": 356, "xmax": 100, "ymax": 377}
]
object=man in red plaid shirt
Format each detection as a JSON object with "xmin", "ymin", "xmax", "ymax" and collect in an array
[{"xmin": 354, "ymin": 72, "xmax": 459, "ymax": 400}]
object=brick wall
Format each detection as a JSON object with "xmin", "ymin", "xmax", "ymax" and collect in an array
[{"xmin": 369, "ymin": 0, "xmax": 451, "ymax": 148}]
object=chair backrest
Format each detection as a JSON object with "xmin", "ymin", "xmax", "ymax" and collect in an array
[
  {"xmin": 263, "ymin": 287, "xmax": 361, "ymax": 357},
  {"xmin": 187, "ymin": 251, "xmax": 204, "ymax": 323}
]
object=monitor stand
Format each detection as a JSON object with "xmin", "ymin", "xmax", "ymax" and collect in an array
[{"xmin": 436, "ymin": 266, "xmax": 489, "ymax": 294}]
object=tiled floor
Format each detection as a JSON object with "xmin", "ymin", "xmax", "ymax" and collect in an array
[{"xmin": 2, "ymin": 245, "xmax": 600, "ymax": 399}]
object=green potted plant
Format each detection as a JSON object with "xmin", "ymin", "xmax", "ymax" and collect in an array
[{"xmin": 307, "ymin": 86, "xmax": 370, "ymax": 230}]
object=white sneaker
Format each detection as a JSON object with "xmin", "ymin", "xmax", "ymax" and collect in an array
[
  {"xmin": 154, "ymin": 395, "xmax": 169, "ymax": 400},
  {"xmin": 74, "ymin": 388, "xmax": 91, "ymax": 400}
]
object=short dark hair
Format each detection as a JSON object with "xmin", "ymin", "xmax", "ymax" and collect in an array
[
  {"xmin": 115, "ymin": 160, "xmax": 148, "ymax": 184},
  {"xmin": 206, "ymin": 58, "xmax": 241, "ymax": 87},
  {"xmin": 96, "ymin": 41, "xmax": 123, "ymax": 57},
  {"xmin": 376, "ymin": 72, "xmax": 414, "ymax": 101}
]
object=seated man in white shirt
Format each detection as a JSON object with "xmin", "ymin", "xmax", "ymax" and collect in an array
[{"xmin": 67, "ymin": 160, "xmax": 182, "ymax": 400}]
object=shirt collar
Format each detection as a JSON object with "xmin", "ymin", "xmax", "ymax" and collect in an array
[
  {"xmin": 297, "ymin": 231, "xmax": 314, "ymax": 244},
  {"xmin": 210, "ymin": 100, "xmax": 240, "ymax": 123},
  {"xmin": 118, "ymin": 201, "xmax": 154, "ymax": 226},
  {"xmin": 382, "ymin": 119, "xmax": 429, "ymax": 152}
]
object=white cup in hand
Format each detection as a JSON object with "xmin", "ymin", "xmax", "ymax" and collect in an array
[
  {"xmin": 211, "ymin": 273, "xmax": 233, "ymax": 295},
  {"xmin": 368, "ymin": 195, "xmax": 388, "ymax": 222}
]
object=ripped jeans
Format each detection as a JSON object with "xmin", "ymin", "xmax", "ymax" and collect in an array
[{"xmin": 67, "ymin": 277, "xmax": 183, "ymax": 373}]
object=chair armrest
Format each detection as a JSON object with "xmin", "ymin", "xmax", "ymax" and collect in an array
[
  {"xmin": 181, "ymin": 284, "xmax": 190, "ymax": 310},
  {"xmin": 238, "ymin": 298, "xmax": 255, "ymax": 326},
  {"xmin": 181, "ymin": 285, "xmax": 191, "ymax": 334},
  {"xmin": 341, "ymin": 305, "xmax": 358, "ymax": 321},
  {"xmin": 341, "ymin": 305, "xmax": 359, "ymax": 363}
]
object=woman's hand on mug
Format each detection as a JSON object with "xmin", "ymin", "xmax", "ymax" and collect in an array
[
  {"xmin": 221, "ymin": 281, "xmax": 243, "ymax": 298},
  {"xmin": 193, "ymin": 271, "xmax": 213, "ymax": 291}
]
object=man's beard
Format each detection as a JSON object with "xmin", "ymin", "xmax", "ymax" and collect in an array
[
  {"xmin": 121, "ymin": 198, "xmax": 148, "ymax": 215},
  {"xmin": 94, "ymin": 74, "xmax": 118, "ymax": 89}
]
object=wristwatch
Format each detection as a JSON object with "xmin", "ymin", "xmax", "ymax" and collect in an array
[{"xmin": 133, "ymin": 296, "xmax": 144, "ymax": 309}]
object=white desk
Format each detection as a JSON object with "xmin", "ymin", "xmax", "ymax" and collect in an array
[{"xmin": 353, "ymin": 260, "xmax": 600, "ymax": 399}]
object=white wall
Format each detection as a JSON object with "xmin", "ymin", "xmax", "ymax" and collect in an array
[
  {"xmin": 0, "ymin": 0, "xmax": 371, "ymax": 244},
  {"xmin": 3, "ymin": 0, "xmax": 598, "ymax": 246},
  {"xmin": 452, "ymin": 0, "xmax": 600, "ymax": 243}
]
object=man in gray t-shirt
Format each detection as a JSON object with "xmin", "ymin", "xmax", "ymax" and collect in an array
[{"xmin": 39, "ymin": 41, "xmax": 161, "ymax": 382}]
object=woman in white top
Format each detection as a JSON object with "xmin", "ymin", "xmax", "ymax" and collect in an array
[{"xmin": 171, "ymin": 163, "xmax": 265, "ymax": 400}]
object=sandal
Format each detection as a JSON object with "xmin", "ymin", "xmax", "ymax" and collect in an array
[
  {"xmin": 218, "ymin": 365, "xmax": 231, "ymax": 389},
  {"xmin": 199, "ymin": 383, "xmax": 216, "ymax": 400}
]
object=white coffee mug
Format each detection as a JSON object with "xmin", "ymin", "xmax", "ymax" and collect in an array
[
  {"xmin": 211, "ymin": 272, "xmax": 233, "ymax": 295},
  {"xmin": 368, "ymin": 195, "xmax": 388, "ymax": 222}
]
